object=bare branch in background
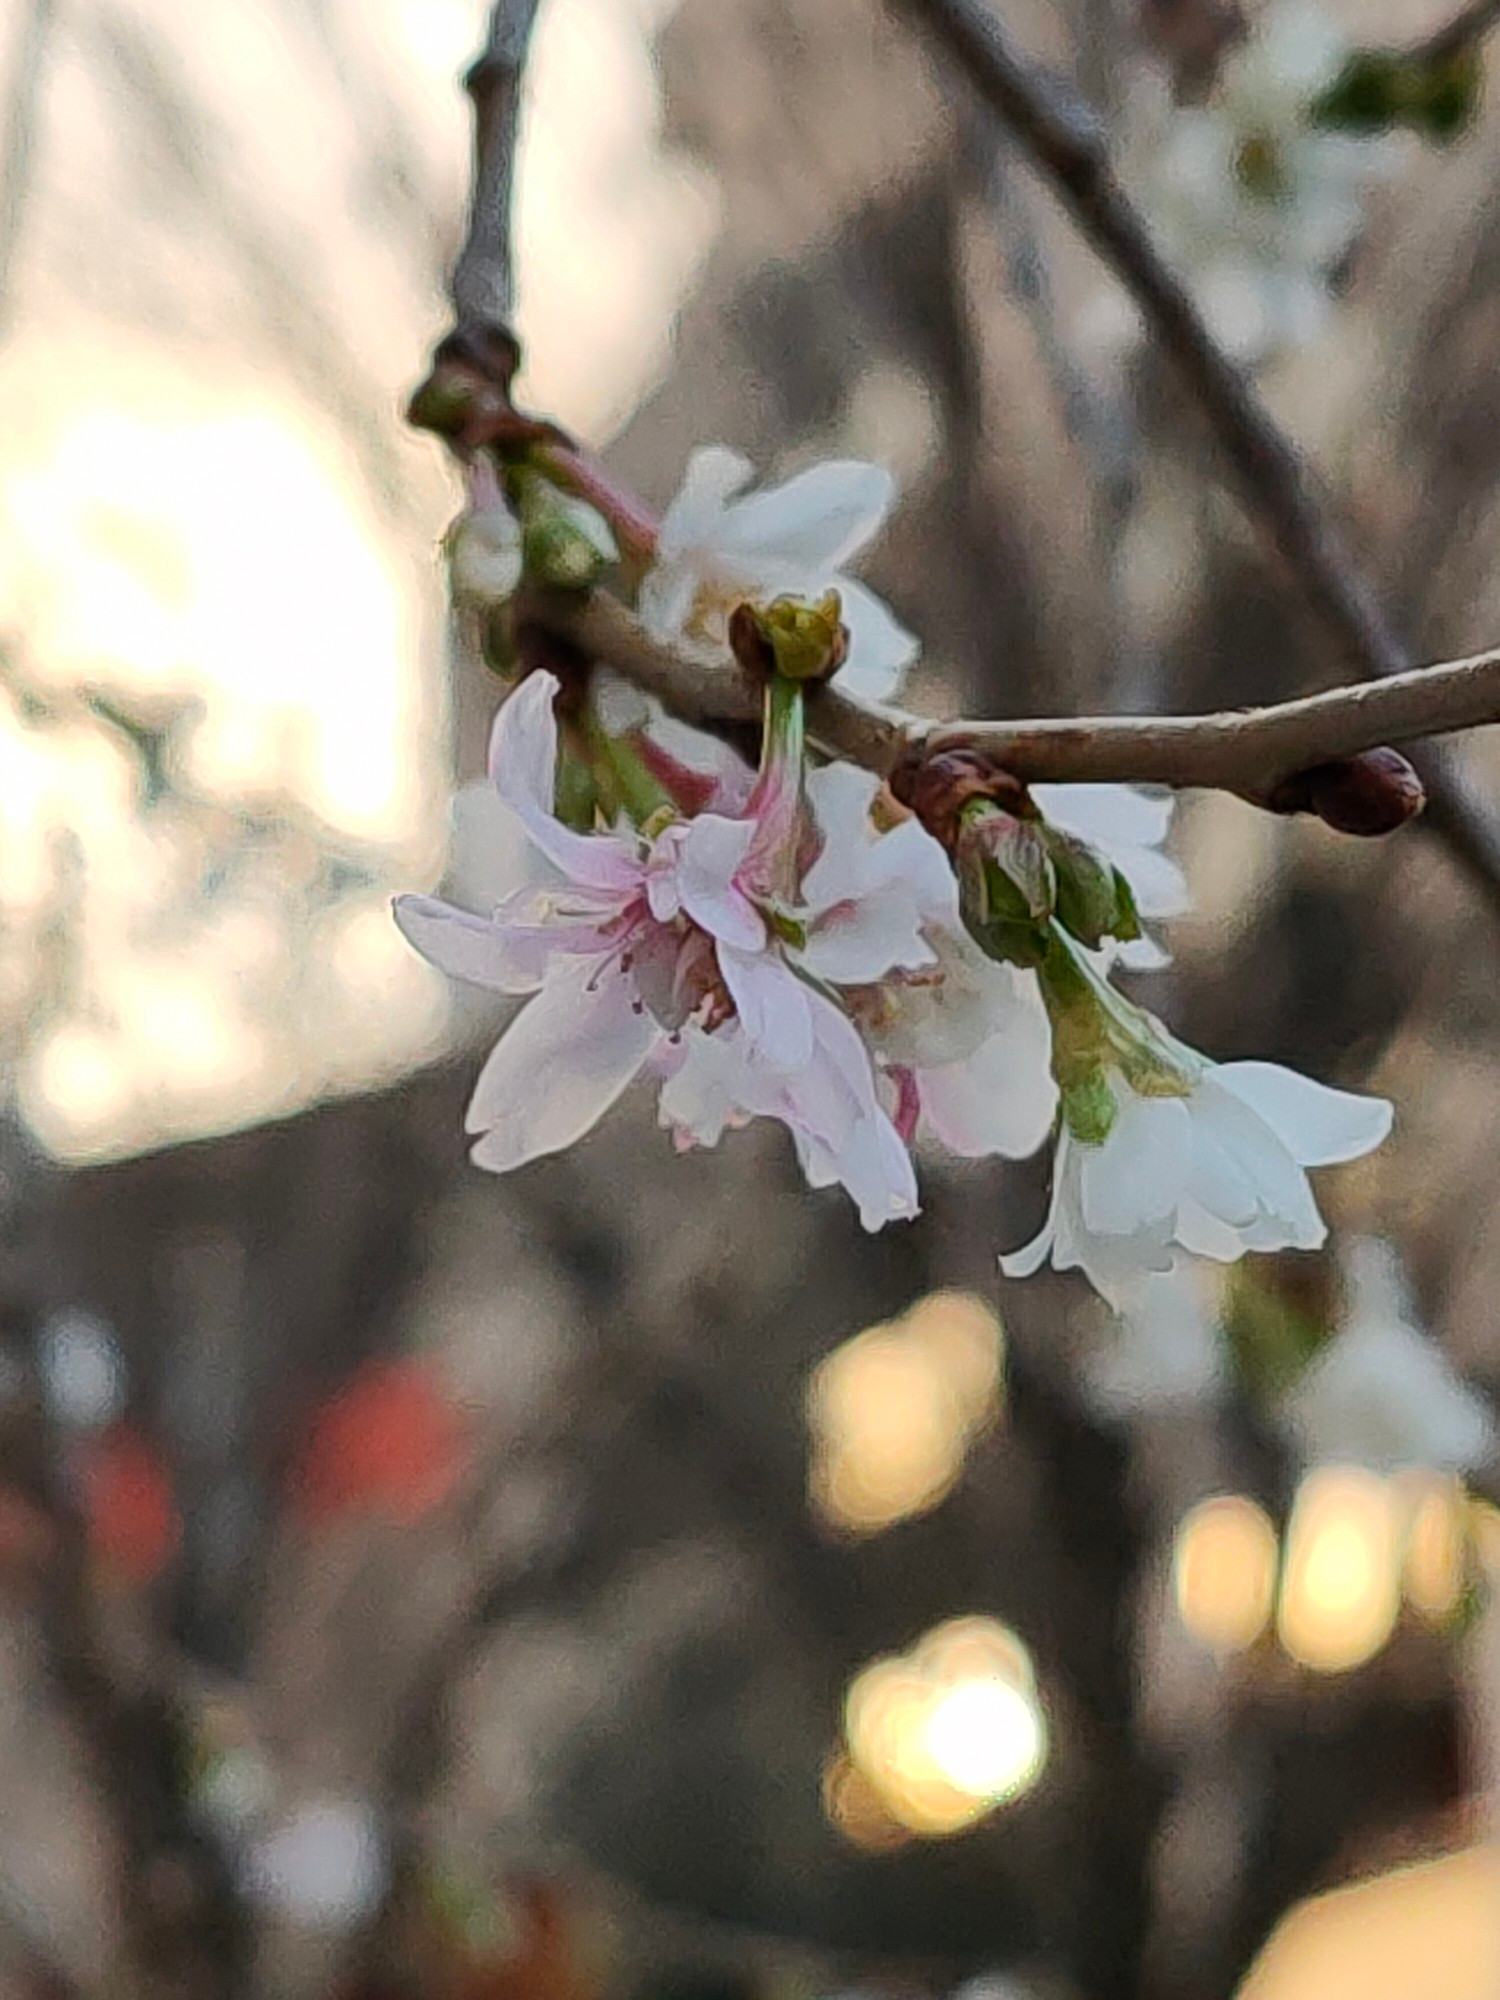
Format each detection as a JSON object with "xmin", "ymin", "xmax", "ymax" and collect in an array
[
  {"xmin": 0, "ymin": 0, "xmax": 58, "ymax": 339},
  {"xmin": 889, "ymin": 0, "xmax": 1500, "ymax": 909},
  {"xmin": 1413, "ymin": 0, "xmax": 1500, "ymax": 68}
]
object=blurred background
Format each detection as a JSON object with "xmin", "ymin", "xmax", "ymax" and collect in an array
[{"xmin": 0, "ymin": 0, "xmax": 1498, "ymax": 1995}]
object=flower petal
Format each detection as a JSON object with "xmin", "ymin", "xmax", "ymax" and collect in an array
[
  {"xmin": 718, "ymin": 946, "xmax": 813, "ymax": 1072},
  {"xmin": 488, "ymin": 672, "xmax": 642, "ymax": 894},
  {"xmin": 833, "ymin": 577, "xmax": 919, "ymax": 704},
  {"xmin": 918, "ymin": 995, "xmax": 1058, "ymax": 1161},
  {"xmin": 657, "ymin": 446, "xmax": 755, "ymax": 554},
  {"xmin": 1190, "ymin": 1078, "xmax": 1325, "ymax": 1248},
  {"xmin": 393, "ymin": 894, "xmax": 548, "ymax": 995},
  {"xmin": 712, "ymin": 460, "xmax": 894, "ymax": 572},
  {"xmin": 1079, "ymin": 1094, "xmax": 1194, "ymax": 1236},
  {"xmin": 465, "ymin": 958, "xmax": 659, "ymax": 1170},
  {"xmin": 1212, "ymin": 1061, "xmax": 1393, "ymax": 1166},
  {"xmin": 671, "ymin": 814, "xmax": 765, "ymax": 949},
  {"xmin": 1032, "ymin": 783, "xmax": 1174, "ymax": 853}
]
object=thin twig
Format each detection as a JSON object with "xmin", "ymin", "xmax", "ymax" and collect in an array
[
  {"xmin": 890, "ymin": 0, "xmax": 1500, "ymax": 901},
  {"xmin": 0, "ymin": 0, "xmax": 58, "ymax": 340},
  {"xmin": 450, "ymin": 0, "xmax": 542, "ymax": 337},
  {"xmin": 1413, "ymin": 0, "xmax": 1500, "ymax": 68},
  {"xmin": 550, "ymin": 589, "xmax": 1500, "ymax": 806}
]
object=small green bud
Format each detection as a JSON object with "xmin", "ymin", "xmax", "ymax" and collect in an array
[
  {"xmin": 1312, "ymin": 44, "xmax": 1482, "ymax": 144},
  {"xmin": 730, "ymin": 592, "xmax": 849, "ymax": 683},
  {"xmin": 1041, "ymin": 823, "xmax": 1138, "ymax": 950},
  {"xmin": 954, "ymin": 801, "xmax": 1055, "ymax": 967},
  {"xmin": 446, "ymin": 498, "xmax": 524, "ymax": 607},
  {"xmin": 517, "ymin": 477, "xmax": 618, "ymax": 590}
]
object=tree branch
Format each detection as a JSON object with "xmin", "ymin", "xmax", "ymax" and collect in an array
[
  {"xmin": 450, "ymin": 0, "xmax": 541, "ymax": 339},
  {"xmin": 1413, "ymin": 0, "xmax": 1500, "ymax": 67},
  {"xmin": 551, "ymin": 589, "xmax": 1500, "ymax": 810},
  {"xmin": 889, "ymin": 0, "xmax": 1500, "ymax": 900}
]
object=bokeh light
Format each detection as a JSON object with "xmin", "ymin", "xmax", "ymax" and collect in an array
[
  {"xmin": 1277, "ymin": 1467, "xmax": 1403, "ymax": 1675},
  {"xmin": 1397, "ymin": 1473, "xmax": 1467, "ymax": 1625},
  {"xmin": 1173, "ymin": 1493, "xmax": 1279, "ymax": 1657},
  {"xmin": 807, "ymin": 1291, "xmax": 1003, "ymax": 1535},
  {"xmin": 838, "ymin": 1616, "xmax": 1048, "ymax": 1840}
]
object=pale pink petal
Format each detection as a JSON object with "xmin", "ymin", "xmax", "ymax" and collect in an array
[
  {"xmin": 1211, "ymin": 1061, "xmax": 1392, "ymax": 1166},
  {"xmin": 718, "ymin": 946, "xmax": 813, "ymax": 1072},
  {"xmin": 487, "ymin": 673, "xmax": 641, "ymax": 894},
  {"xmin": 393, "ymin": 894, "xmax": 549, "ymax": 995},
  {"xmin": 673, "ymin": 815, "xmax": 766, "ymax": 950},
  {"xmin": 918, "ymin": 1006, "xmax": 1058, "ymax": 1161},
  {"xmin": 798, "ymin": 888, "xmax": 931, "ymax": 985},
  {"xmin": 465, "ymin": 959, "xmax": 660, "ymax": 1170}
]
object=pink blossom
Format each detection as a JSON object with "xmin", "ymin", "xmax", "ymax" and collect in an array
[{"xmin": 395, "ymin": 671, "xmax": 920, "ymax": 1225}]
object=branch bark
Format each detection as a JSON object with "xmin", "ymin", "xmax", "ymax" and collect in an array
[
  {"xmin": 553, "ymin": 589, "xmax": 1500, "ymax": 809},
  {"xmin": 450, "ymin": 0, "xmax": 542, "ymax": 339},
  {"xmin": 890, "ymin": 0, "xmax": 1500, "ymax": 899},
  {"xmin": 1413, "ymin": 0, "xmax": 1500, "ymax": 67}
]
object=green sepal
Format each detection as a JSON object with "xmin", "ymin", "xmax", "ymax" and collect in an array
[
  {"xmin": 953, "ymin": 800, "xmax": 1055, "ymax": 966},
  {"xmin": 1042, "ymin": 823, "xmax": 1139, "ymax": 949},
  {"xmin": 515, "ymin": 474, "xmax": 618, "ymax": 590},
  {"xmin": 757, "ymin": 590, "xmax": 849, "ymax": 682},
  {"xmin": 553, "ymin": 749, "xmax": 601, "ymax": 832},
  {"xmin": 1312, "ymin": 44, "xmax": 1483, "ymax": 144},
  {"xmin": 1060, "ymin": 1068, "xmax": 1118, "ymax": 1146}
]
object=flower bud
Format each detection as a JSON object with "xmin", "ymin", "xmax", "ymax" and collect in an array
[
  {"xmin": 954, "ymin": 800, "xmax": 1055, "ymax": 968},
  {"xmin": 517, "ymin": 478, "xmax": 618, "ymax": 590},
  {"xmin": 728, "ymin": 592, "xmax": 848, "ymax": 684},
  {"xmin": 887, "ymin": 747, "xmax": 1031, "ymax": 851},
  {"xmin": 1266, "ymin": 748, "xmax": 1425, "ymax": 836},
  {"xmin": 446, "ymin": 490, "xmax": 528, "ymax": 604},
  {"xmin": 1041, "ymin": 823, "xmax": 1142, "ymax": 950}
]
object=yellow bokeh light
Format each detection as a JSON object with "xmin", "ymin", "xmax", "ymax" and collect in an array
[
  {"xmin": 807, "ymin": 1292, "xmax": 1003, "ymax": 1535},
  {"xmin": 1277, "ymin": 1467, "xmax": 1402, "ymax": 1675},
  {"xmin": 1173, "ymin": 1494, "xmax": 1279, "ymax": 1657},
  {"xmin": 1469, "ymin": 1499, "xmax": 1500, "ymax": 1583},
  {"xmin": 1397, "ymin": 1474, "xmax": 1467, "ymax": 1625},
  {"xmin": 838, "ymin": 1617, "xmax": 1048, "ymax": 1841},
  {"xmin": 1236, "ymin": 1845, "xmax": 1500, "ymax": 2000},
  {"xmin": 820, "ymin": 1752, "xmax": 912, "ymax": 1854}
]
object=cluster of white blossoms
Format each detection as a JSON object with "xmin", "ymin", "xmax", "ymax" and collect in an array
[
  {"xmin": 1126, "ymin": 2, "xmax": 1394, "ymax": 363},
  {"xmin": 397, "ymin": 447, "xmax": 1391, "ymax": 1307}
]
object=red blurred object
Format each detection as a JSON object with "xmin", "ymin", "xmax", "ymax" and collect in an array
[
  {"xmin": 448, "ymin": 1878, "xmax": 594, "ymax": 2000},
  {"xmin": 77, "ymin": 1424, "xmax": 180, "ymax": 1584},
  {"xmin": 293, "ymin": 1359, "xmax": 470, "ymax": 1528}
]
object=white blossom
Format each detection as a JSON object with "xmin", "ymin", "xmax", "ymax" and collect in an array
[
  {"xmin": 1125, "ymin": 2, "xmax": 1393, "ymax": 362},
  {"xmin": 1280, "ymin": 1238, "xmax": 1495, "ymax": 1474},
  {"xmin": 639, "ymin": 446, "xmax": 917, "ymax": 702},
  {"xmin": 245, "ymin": 1798, "xmax": 384, "ymax": 1930},
  {"xmin": 1084, "ymin": 1263, "xmax": 1229, "ymax": 1420},
  {"xmin": 1004, "ymin": 1052, "xmax": 1392, "ymax": 1308},
  {"xmin": 395, "ymin": 672, "xmax": 924, "ymax": 1228}
]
